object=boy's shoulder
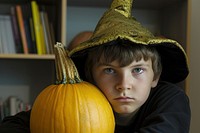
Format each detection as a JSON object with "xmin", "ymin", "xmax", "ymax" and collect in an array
[
  {"xmin": 148, "ymin": 81, "xmax": 189, "ymax": 107},
  {"xmin": 0, "ymin": 110, "xmax": 31, "ymax": 133},
  {"xmin": 153, "ymin": 81, "xmax": 186, "ymax": 95},
  {"xmin": 132, "ymin": 81, "xmax": 190, "ymax": 132}
]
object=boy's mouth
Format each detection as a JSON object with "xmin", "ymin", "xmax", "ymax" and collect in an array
[{"xmin": 114, "ymin": 97, "xmax": 135, "ymax": 102}]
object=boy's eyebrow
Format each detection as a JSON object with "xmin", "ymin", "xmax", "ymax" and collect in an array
[
  {"xmin": 130, "ymin": 61, "xmax": 151, "ymax": 68},
  {"xmin": 96, "ymin": 61, "xmax": 151, "ymax": 68},
  {"xmin": 133, "ymin": 63, "xmax": 150, "ymax": 67},
  {"xmin": 96, "ymin": 62, "xmax": 113, "ymax": 67}
]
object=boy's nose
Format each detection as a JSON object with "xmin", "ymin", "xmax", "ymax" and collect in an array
[
  {"xmin": 115, "ymin": 73, "xmax": 132, "ymax": 91},
  {"xmin": 116, "ymin": 86, "xmax": 131, "ymax": 91}
]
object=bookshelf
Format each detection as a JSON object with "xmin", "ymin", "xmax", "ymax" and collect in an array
[
  {"xmin": 0, "ymin": 0, "xmax": 190, "ymax": 117},
  {"xmin": 0, "ymin": 0, "xmax": 65, "ymax": 117},
  {"xmin": 0, "ymin": 54, "xmax": 55, "ymax": 60}
]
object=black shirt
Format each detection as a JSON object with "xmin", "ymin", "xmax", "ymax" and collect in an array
[
  {"xmin": 0, "ymin": 81, "xmax": 191, "ymax": 133},
  {"xmin": 115, "ymin": 81, "xmax": 190, "ymax": 133}
]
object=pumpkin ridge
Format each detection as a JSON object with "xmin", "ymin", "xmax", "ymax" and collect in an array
[
  {"xmin": 56, "ymin": 84, "xmax": 66, "ymax": 132},
  {"xmin": 73, "ymin": 84, "xmax": 81, "ymax": 133},
  {"xmin": 82, "ymin": 83, "xmax": 93, "ymax": 132},
  {"xmin": 62, "ymin": 84, "xmax": 68, "ymax": 133},
  {"xmin": 46, "ymin": 85, "xmax": 57, "ymax": 132}
]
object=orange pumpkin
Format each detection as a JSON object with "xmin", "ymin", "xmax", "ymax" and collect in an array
[{"xmin": 30, "ymin": 42, "xmax": 115, "ymax": 133}]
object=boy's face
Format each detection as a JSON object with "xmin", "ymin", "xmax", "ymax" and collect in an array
[{"xmin": 92, "ymin": 58, "xmax": 159, "ymax": 115}]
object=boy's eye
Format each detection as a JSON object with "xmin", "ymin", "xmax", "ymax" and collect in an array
[
  {"xmin": 132, "ymin": 68, "xmax": 144, "ymax": 74},
  {"xmin": 104, "ymin": 68, "xmax": 115, "ymax": 74}
]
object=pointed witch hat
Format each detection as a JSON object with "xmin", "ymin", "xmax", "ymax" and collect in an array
[{"xmin": 69, "ymin": 0, "xmax": 189, "ymax": 83}]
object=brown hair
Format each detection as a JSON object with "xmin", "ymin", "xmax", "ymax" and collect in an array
[{"xmin": 85, "ymin": 41, "xmax": 162, "ymax": 83}]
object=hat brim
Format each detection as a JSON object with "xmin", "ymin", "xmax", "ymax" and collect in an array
[{"xmin": 70, "ymin": 37, "xmax": 189, "ymax": 83}]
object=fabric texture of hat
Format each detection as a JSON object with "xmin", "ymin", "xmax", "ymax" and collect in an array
[{"xmin": 69, "ymin": 0, "xmax": 189, "ymax": 83}]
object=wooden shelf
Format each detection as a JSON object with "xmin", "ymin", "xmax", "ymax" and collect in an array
[
  {"xmin": 68, "ymin": 0, "xmax": 187, "ymax": 9},
  {"xmin": 0, "ymin": 0, "xmax": 63, "ymax": 114},
  {"xmin": 0, "ymin": 54, "xmax": 55, "ymax": 60}
]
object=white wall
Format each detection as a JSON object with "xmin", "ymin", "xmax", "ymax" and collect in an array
[
  {"xmin": 66, "ymin": 7, "xmax": 105, "ymax": 45},
  {"xmin": 189, "ymin": 0, "xmax": 200, "ymax": 132},
  {"xmin": 66, "ymin": 7, "xmax": 159, "ymax": 47}
]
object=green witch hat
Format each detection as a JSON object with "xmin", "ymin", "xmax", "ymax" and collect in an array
[{"xmin": 69, "ymin": 0, "xmax": 189, "ymax": 83}]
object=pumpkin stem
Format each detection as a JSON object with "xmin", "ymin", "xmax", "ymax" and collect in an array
[{"xmin": 54, "ymin": 42, "xmax": 82, "ymax": 84}]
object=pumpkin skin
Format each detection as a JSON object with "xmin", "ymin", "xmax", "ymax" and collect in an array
[{"xmin": 30, "ymin": 43, "xmax": 115, "ymax": 133}]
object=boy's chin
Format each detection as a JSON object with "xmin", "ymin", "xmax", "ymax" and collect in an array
[{"xmin": 113, "ymin": 106, "xmax": 139, "ymax": 115}]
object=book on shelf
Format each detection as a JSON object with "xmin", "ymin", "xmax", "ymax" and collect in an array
[
  {"xmin": 16, "ymin": 5, "xmax": 29, "ymax": 54},
  {"xmin": 22, "ymin": 3, "xmax": 37, "ymax": 54},
  {"xmin": 4, "ymin": 15, "xmax": 16, "ymax": 54},
  {"xmin": 0, "ymin": 96, "xmax": 31, "ymax": 120},
  {"xmin": 40, "ymin": 11, "xmax": 54, "ymax": 54},
  {"xmin": 49, "ymin": 23, "xmax": 56, "ymax": 50},
  {"xmin": 10, "ymin": 6, "xmax": 23, "ymax": 53},
  {"xmin": 29, "ymin": 17, "xmax": 37, "ymax": 54},
  {"xmin": 0, "ymin": 15, "xmax": 16, "ymax": 54},
  {"xmin": 0, "ymin": 15, "xmax": 8, "ymax": 53},
  {"xmin": 0, "ymin": 1, "xmax": 56, "ymax": 55},
  {"xmin": 31, "ymin": 1, "xmax": 46, "ymax": 55}
]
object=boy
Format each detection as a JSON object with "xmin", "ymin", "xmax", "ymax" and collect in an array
[
  {"xmin": 0, "ymin": 0, "xmax": 190, "ymax": 132},
  {"xmin": 69, "ymin": 0, "xmax": 190, "ymax": 132},
  {"xmin": 71, "ymin": 41, "xmax": 190, "ymax": 132}
]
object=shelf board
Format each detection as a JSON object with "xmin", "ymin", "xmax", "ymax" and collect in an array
[
  {"xmin": 68, "ymin": 0, "xmax": 186, "ymax": 9},
  {"xmin": 0, "ymin": 54, "xmax": 55, "ymax": 60},
  {"xmin": 0, "ymin": 0, "xmax": 55, "ymax": 5}
]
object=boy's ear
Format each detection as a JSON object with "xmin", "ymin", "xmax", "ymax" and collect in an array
[{"xmin": 151, "ymin": 75, "xmax": 160, "ymax": 88}]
